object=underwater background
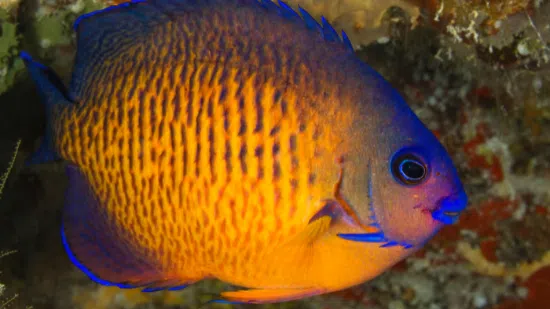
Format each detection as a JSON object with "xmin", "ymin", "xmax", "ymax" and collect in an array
[{"xmin": 0, "ymin": 0, "xmax": 549, "ymax": 308}]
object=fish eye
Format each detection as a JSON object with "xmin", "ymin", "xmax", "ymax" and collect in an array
[{"xmin": 391, "ymin": 154, "xmax": 427, "ymax": 185}]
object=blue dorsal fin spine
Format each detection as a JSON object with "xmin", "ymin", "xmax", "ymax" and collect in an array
[
  {"xmin": 321, "ymin": 16, "xmax": 340, "ymax": 42},
  {"xmin": 277, "ymin": 0, "xmax": 300, "ymax": 20},
  {"xmin": 298, "ymin": 6, "xmax": 321, "ymax": 32},
  {"xmin": 259, "ymin": 0, "xmax": 355, "ymax": 52},
  {"xmin": 341, "ymin": 30, "xmax": 354, "ymax": 51}
]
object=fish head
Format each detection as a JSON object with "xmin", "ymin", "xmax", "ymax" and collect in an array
[
  {"xmin": 338, "ymin": 77, "xmax": 468, "ymax": 249},
  {"xmin": 367, "ymin": 142, "xmax": 468, "ymax": 248}
]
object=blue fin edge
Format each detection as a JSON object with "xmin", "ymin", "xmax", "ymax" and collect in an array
[
  {"xmin": 72, "ymin": 0, "xmax": 355, "ymax": 52},
  {"xmin": 274, "ymin": 0, "xmax": 354, "ymax": 51},
  {"xmin": 61, "ymin": 224, "xmax": 189, "ymax": 292},
  {"xmin": 61, "ymin": 222, "xmax": 135, "ymax": 289}
]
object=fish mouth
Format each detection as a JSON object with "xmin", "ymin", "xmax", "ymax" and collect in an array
[{"xmin": 431, "ymin": 190, "xmax": 468, "ymax": 225}]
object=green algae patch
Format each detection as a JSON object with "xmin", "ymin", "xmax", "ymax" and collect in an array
[{"xmin": 0, "ymin": 9, "xmax": 23, "ymax": 95}]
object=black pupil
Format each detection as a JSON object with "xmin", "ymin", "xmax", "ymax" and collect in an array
[{"xmin": 400, "ymin": 160, "xmax": 425, "ymax": 180}]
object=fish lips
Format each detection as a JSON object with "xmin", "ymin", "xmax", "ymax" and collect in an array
[{"xmin": 431, "ymin": 190, "xmax": 468, "ymax": 225}]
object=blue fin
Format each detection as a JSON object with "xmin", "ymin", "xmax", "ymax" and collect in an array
[
  {"xmin": 62, "ymin": 165, "xmax": 189, "ymax": 290},
  {"xmin": 277, "ymin": 0, "xmax": 300, "ymax": 20},
  {"xmin": 259, "ymin": 0, "xmax": 279, "ymax": 11},
  {"xmin": 298, "ymin": 6, "xmax": 321, "ymax": 32},
  {"xmin": 20, "ymin": 52, "xmax": 74, "ymax": 166},
  {"xmin": 380, "ymin": 241, "xmax": 399, "ymax": 248},
  {"xmin": 338, "ymin": 232, "xmax": 387, "ymax": 242},
  {"xmin": 321, "ymin": 16, "xmax": 339, "ymax": 42},
  {"xmin": 341, "ymin": 30, "xmax": 354, "ymax": 51},
  {"xmin": 266, "ymin": 0, "xmax": 353, "ymax": 50}
]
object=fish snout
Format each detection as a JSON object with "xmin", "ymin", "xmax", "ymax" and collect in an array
[{"xmin": 431, "ymin": 190, "xmax": 468, "ymax": 225}]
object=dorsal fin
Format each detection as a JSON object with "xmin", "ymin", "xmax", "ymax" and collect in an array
[
  {"xmin": 261, "ymin": 0, "xmax": 355, "ymax": 52},
  {"xmin": 68, "ymin": 0, "xmax": 354, "ymax": 95},
  {"xmin": 72, "ymin": 0, "xmax": 354, "ymax": 63}
]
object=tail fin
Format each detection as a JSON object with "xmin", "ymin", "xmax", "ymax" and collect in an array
[{"xmin": 20, "ymin": 51, "xmax": 75, "ymax": 165}]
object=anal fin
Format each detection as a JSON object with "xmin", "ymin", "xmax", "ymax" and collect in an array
[{"xmin": 213, "ymin": 287, "xmax": 323, "ymax": 304}]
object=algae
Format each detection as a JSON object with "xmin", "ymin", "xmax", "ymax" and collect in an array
[{"xmin": 0, "ymin": 8, "xmax": 22, "ymax": 95}]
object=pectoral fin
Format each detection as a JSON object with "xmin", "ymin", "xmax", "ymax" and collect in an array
[{"xmin": 297, "ymin": 199, "xmax": 379, "ymax": 244}]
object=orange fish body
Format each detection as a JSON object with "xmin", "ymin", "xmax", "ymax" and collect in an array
[{"xmin": 21, "ymin": 0, "xmax": 468, "ymax": 304}]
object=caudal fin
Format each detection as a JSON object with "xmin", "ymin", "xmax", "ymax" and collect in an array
[{"xmin": 20, "ymin": 52, "xmax": 74, "ymax": 165}]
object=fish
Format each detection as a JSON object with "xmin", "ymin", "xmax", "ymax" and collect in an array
[{"xmin": 20, "ymin": 0, "xmax": 468, "ymax": 304}]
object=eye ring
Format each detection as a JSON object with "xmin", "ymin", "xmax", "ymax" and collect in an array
[{"xmin": 391, "ymin": 153, "xmax": 428, "ymax": 185}]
